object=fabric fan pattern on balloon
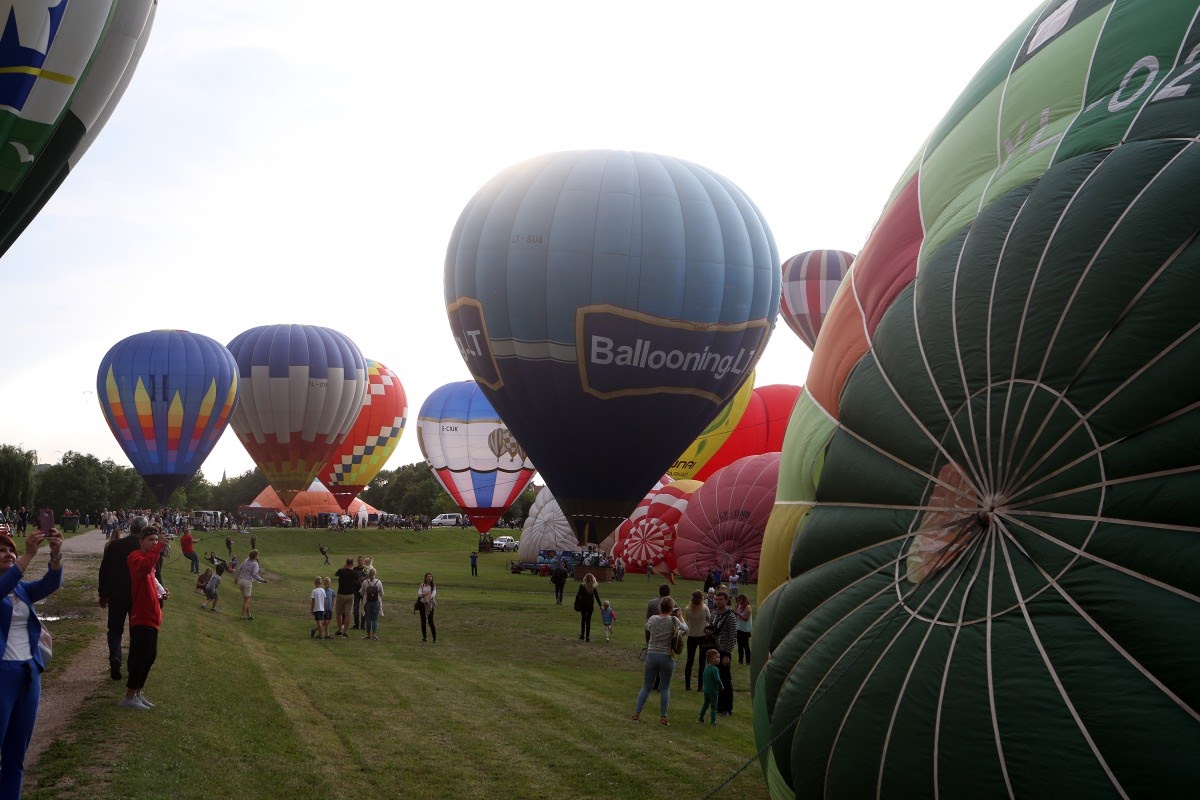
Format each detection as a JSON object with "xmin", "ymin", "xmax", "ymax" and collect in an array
[{"xmin": 755, "ymin": 3, "xmax": 1200, "ymax": 799}]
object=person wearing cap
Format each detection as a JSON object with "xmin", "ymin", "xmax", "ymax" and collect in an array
[
  {"xmin": 97, "ymin": 516, "xmax": 148, "ymax": 681},
  {"xmin": 121, "ymin": 525, "xmax": 166, "ymax": 710},
  {"xmin": 0, "ymin": 527, "xmax": 63, "ymax": 797}
]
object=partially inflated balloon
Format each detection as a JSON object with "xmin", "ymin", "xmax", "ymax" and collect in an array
[
  {"xmin": 0, "ymin": 0, "xmax": 157, "ymax": 255},
  {"xmin": 97, "ymin": 329, "xmax": 237, "ymax": 505},
  {"xmin": 779, "ymin": 250, "xmax": 852, "ymax": 350},
  {"xmin": 446, "ymin": 150, "xmax": 779, "ymax": 543},
  {"xmin": 226, "ymin": 325, "xmax": 367, "ymax": 507},
  {"xmin": 674, "ymin": 452, "xmax": 779, "ymax": 582},
  {"xmin": 756, "ymin": 4, "xmax": 1200, "ymax": 798},
  {"xmin": 611, "ymin": 478, "xmax": 701, "ymax": 575},
  {"xmin": 668, "ymin": 373, "xmax": 755, "ymax": 480},
  {"xmin": 517, "ymin": 486, "xmax": 575, "ymax": 563},
  {"xmin": 690, "ymin": 384, "xmax": 800, "ymax": 482},
  {"xmin": 416, "ymin": 380, "xmax": 536, "ymax": 534},
  {"xmin": 319, "ymin": 359, "xmax": 407, "ymax": 511}
]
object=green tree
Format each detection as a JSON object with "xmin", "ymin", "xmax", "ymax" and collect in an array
[
  {"xmin": 35, "ymin": 451, "xmax": 107, "ymax": 513},
  {"xmin": 0, "ymin": 445, "xmax": 37, "ymax": 508}
]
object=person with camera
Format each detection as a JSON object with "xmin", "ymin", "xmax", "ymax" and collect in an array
[
  {"xmin": 0, "ymin": 527, "xmax": 62, "ymax": 797},
  {"xmin": 632, "ymin": 598, "xmax": 687, "ymax": 726}
]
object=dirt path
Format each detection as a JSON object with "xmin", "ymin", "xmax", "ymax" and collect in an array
[{"xmin": 26, "ymin": 530, "xmax": 110, "ymax": 769}]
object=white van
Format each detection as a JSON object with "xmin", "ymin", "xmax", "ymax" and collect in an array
[{"xmin": 430, "ymin": 513, "xmax": 465, "ymax": 527}]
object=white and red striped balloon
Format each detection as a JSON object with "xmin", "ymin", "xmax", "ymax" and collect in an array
[{"xmin": 611, "ymin": 478, "xmax": 700, "ymax": 573}]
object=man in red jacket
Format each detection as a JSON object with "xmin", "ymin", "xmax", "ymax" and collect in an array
[{"xmin": 121, "ymin": 525, "xmax": 166, "ymax": 710}]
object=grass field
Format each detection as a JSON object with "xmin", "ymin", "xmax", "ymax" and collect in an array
[{"xmin": 25, "ymin": 527, "xmax": 768, "ymax": 800}]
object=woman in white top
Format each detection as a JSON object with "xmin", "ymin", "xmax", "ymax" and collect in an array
[
  {"xmin": 235, "ymin": 549, "xmax": 268, "ymax": 620},
  {"xmin": 632, "ymin": 598, "xmax": 687, "ymax": 726},
  {"xmin": 682, "ymin": 590, "xmax": 712, "ymax": 692}
]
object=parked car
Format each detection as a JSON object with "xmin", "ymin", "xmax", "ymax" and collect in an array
[
  {"xmin": 493, "ymin": 535, "xmax": 519, "ymax": 551},
  {"xmin": 430, "ymin": 513, "xmax": 465, "ymax": 527}
]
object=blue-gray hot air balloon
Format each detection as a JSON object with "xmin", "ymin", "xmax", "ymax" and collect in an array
[{"xmin": 445, "ymin": 150, "xmax": 779, "ymax": 543}]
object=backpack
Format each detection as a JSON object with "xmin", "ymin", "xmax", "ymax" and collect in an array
[{"xmin": 365, "ymin": 580, "xmax": 380, "ymax": 603}]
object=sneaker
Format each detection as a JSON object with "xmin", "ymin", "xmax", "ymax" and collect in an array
[
  {"xmin": 136, "ymin": 693, "xmax": 155, "ymax": 708},
  {"xmin": 119, "ymin": 696, "xmax": 148, "ymax": 711},
  {"xmin": 310, "ymin": 628, "xmax": 316, "ymax": 638},
  {"xmin": 109, "ymin": 660, "xmax": 122, "ymax": 681},
  {"xmin": 200, "ymin": 603, "xmax": 207, "ymax": 609}
]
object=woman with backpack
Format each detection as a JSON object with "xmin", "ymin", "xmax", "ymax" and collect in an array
[{"xmin": 361, "ymin": 567, "xmax": 383, "ymax": 640}]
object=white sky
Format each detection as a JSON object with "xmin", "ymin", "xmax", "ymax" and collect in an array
[{"xmin": 0, "ymin": 0, "xmax": 1036, "ymax": 483}]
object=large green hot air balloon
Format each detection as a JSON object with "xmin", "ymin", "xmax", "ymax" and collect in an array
[{"xmin": 755, "ymin": 2, "xmax": 1200, "ymax": 798}]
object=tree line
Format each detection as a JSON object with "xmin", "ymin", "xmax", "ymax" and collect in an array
[{"xmin": 0, "ymin": 443, "xmax": 535, "ymax": 523}]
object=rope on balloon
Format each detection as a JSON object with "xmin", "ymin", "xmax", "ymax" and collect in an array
[{"xmin": 700, "ymin": 515, "xmax": 984, "ymax": 799}]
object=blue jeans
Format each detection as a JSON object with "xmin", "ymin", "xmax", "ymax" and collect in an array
[
  {"xmin": 635, "ymin": 653, "xmax": 675, "ymax": 718},
  {"xmin": 362, "ymin": 600, "xmax": 381, "ymax": 634},
  {"xmin": 0, "ymin": 660, "xmax": 40, "ymax": 799}
]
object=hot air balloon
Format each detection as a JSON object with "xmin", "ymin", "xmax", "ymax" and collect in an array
[
  {"xmin": 249, "ymin": 479, "xmax": 377, "ymax": 521},
  {"xmin": 779, "ymin": 250, "xmax": 852, "ymax": 350},
  {"xmin": 0, "ymin": 0, "xmax": 157, "ymax": 255},
  {"xmin": 755, "ymin": 3, "xmax": 1200, "ymax": 797},
  {"xmin": 611, "ymin": 478, "xmax": 701, "ymax": 575},
  {"xmin": 668, "ymin": 373, "xmax": 755, "ymax": 480},
  {"xmin": 517, "ymin": 486, "xmax": 576, "ymax": 563},
  {"xmin": 673, "ymin": 452, "xmax": 779, "ymax": 582},
  {"xmin": 445, "ymin": 150, "xmax": 779, "ymax": 544},
  {"xmin": 318, "ymin": 359, "xmax": 407, "ymax": 511},
  {"xmin": 226, "ymin": 325, "xmax": 367, "ymax": 507},
  {"xmin": 416, "ymin": 380, "xmax": 536, "ymax": 534},
  {"xmin": 687, "ymin": 383, "xmax": 800, "ymax": 482},
  {"xmin": 97, "ymin": 329, "xmax": 237, "ymax": 505}
]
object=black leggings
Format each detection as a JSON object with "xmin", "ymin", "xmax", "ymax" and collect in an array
[
  {"xmin": 127, "ymin": 626, "xmax": 158, "ymax": 691},
  {"xmin": 579, "ymin": 608, "xmax": 593, "ymax": 640},
  {"xmin": 684, "ymin": 636, "xmax": 708, "ymax": 689},
  {"xmin": 737, "ymin": 630, "xmax": 752, "ymax": 664},
  {"xmin": 419, "ymin": 606, "xmax": 436, "ymax": 641}
]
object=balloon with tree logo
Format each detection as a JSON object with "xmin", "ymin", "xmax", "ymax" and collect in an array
[
  {"xmin": 0, "ymin": 0, "xmax": 157, "ymax": 256},
  {"xmin": 416, "ymin": 380, "xmax": 536, "ymax": 534},
  {"xmin": 226, "ymin": 325, "xmax": 367, "ymax": 507},
  {"xmin": 779, "ymin": 250, "xmax": 853, "ymax": 350},
  {"xmin": 97, "ymin": 329, "xmax": 238, "ymax": 505},
  {"xmin": 754, "ymin": 4, "xmax": 1200, "ymax": 797},
  {"xmin": 673, "ymin": 452, "xmax": 780, "ymax": 582},
  {"xmin": 318, "ymin": 359, "xmax": 408, "ymax": 512},
  {"xmin": 446, "ymin": 149, "xmax": 779, "ymax": 545}
]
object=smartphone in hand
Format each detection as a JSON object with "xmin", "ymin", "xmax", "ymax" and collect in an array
[{"xmin": 38, "ymin": 508, "xmax": 54, "ymax": 535}]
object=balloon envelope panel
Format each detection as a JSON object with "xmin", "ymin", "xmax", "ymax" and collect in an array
[
  {"xmin": 674, "ymin": 453, "xmax": 780, "ymax": 582},
  {"xmin": 517, "ymin": 486, "xmax": 577, "ymax": 562},
  {"xmin": 416, "ymin": 380, "xmax": 536, "ymax": 534},
  {"xmin": 758, "ymin": 3, "xmax": 1200, "ymax": 798},
  {"xmin": 445, "ymin": 150, "xmax": 779, "ymax": 542},
  {"xmin": 692, "ymin": 384, "xmax": 800, "ymax": 482},
  {"xmin": 0, "ymin": 0, "xmax": 156, "ymax": 255},
  {"xmin": 319, "ymin": 359, "xmax": 407, "ymax": 511},
  {"xmin": 226, "ymin": 325, "xmax": 367, "ymax": 506},
  {"xmin": 97, "ymin": 329, "xmax": 238, "ymax": 505}
]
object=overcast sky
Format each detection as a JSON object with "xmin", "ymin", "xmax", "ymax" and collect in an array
[{"xmin": 0, "ymin": 0, "xmax": 1036, "ymax": 484}]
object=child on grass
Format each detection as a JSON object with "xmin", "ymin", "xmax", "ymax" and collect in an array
[
  {"xmin": 201, "ymin": 563, "xmax": 224, "ymax": 612},
  {"xmin": 600, "ymin": 600, "xmax": 617, "ymax": 642},
  {"xmin": 323, "ymin": 577, "xmax": 335, "ymax": 639},
  {"xmin": 699, "ymin": 649, "xmax": 721, "ymax": 725},
  {"xmin": 310, "ymin": 577, "xmax": 327, "ymax": 639}
]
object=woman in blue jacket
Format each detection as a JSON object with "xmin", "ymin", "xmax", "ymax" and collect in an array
[{"xmin": 0, "ymin": 528, "xmax": 63, "ymax": 797}]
